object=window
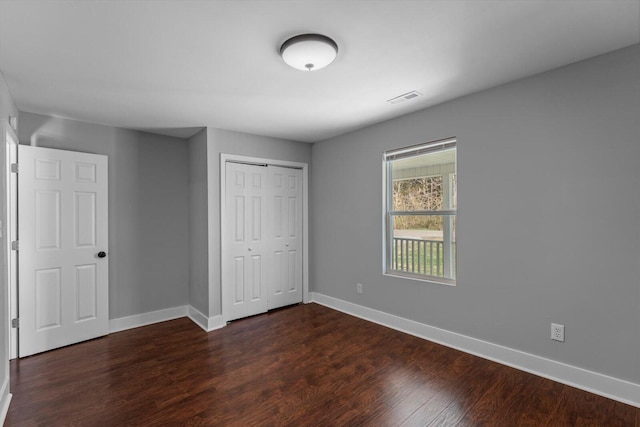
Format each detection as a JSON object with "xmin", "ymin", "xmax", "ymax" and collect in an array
[{"xmin": 384, "ymin": 138, "xmax": 457, "ymax": 284}]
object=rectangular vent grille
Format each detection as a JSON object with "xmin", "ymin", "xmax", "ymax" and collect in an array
[{"xmin": 387, "ymin": 90, "xmax": 422, "ymax": 104}]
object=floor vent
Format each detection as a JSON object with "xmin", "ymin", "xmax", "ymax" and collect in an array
[{"xmin": 387, "ymin": 90, "xmax": 422, "ymax": 104}]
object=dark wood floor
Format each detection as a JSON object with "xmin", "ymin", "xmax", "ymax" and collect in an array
[{"xmin": 6, "ymin": 303, "xmax": 639, "ymax": 426}]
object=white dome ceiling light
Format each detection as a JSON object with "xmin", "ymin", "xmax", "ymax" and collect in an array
[{"xmin": 280, "ymin": 34, "xmax": 338, "ymax": 71}]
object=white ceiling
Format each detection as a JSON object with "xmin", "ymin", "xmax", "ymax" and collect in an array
[{"xmin": 0, "ymin": 1, "xmax": 638, "ymax": 142}]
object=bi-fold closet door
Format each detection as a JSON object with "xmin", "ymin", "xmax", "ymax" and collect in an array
[{"xmin": 223, "ymin": 161, "xmax": 303, "ymax": 322}]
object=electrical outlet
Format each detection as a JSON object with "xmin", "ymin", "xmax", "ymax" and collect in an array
[
  {"xmin": 356, "ymin": 283, "xmax": 363, "ymax": 294},
  {"xmin": 551, "ymin": 323, "xmax": 565, "ymax": 342}
]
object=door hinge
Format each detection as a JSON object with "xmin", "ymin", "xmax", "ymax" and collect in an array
[
  {"xmin": 11, "ymin": 240, "xmax": 18, "ymax": 251},
  {"xmin": 11, "ymin": 318, "xmax": 18, "ymax": 328},
  {"xmin": 10, "ymin": 163, "xmax": 18, "ymax": 173}
]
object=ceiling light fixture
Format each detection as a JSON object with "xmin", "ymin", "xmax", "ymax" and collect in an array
[{"xmin": 280, "ymin": 34, "xmax": 338, "ymax": 71}]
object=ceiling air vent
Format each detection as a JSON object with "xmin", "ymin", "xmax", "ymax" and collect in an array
[{"xmin": 387, "ymin": 90, "xmax": 422, "ymax": 104}]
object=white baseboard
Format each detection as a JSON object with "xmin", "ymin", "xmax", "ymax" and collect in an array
[
  {"xmin": 0, "ymin": 377, "xmax": 12, "ymax": 425},
  {"xmin": 188, "ymin": 306, "xmax": 226, "ymax": 332},
  {"xmin": 109, "ymin": 306, "xmax": 189, "ymax": 333},
  {"xmin": 310, "ymin": 292, "xmax": 640, "ymax": 408},
  {"xmin": 109, "ymin": 305, "xmax": 227, "ymax": 334}
]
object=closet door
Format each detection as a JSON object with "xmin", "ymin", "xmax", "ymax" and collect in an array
[
  {"xmin": 223, "ymin": 162, "xmax": 268, "ymax": 321},
  {"xmin": 267, "ymin": 166, "xmax": 303, "ymax": 310}
]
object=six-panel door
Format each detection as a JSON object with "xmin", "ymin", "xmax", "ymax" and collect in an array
[
  {"xmin": 267, "ymin": 166, "xmax": 303, "ymax": 310},
  {"xmin": 223, "ymin": 162, "xmax": 304, "ymax": 321},
  {"xmin": 223, "ymin": 162, "xmax": 269, "ymax": 321},
  {"xmin": 18, "ymin": 145, "xmax": 109, "ymax": 357}
]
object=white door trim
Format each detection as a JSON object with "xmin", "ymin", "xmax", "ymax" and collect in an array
[
  {"xmin": 3, "ymin": 121, "xmax": 18, "ymax": 360},
  {"xmin": 220, "ymin": 153, "xmax": 309, "ymax": 323}
]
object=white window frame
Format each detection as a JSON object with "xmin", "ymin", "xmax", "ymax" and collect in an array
[{"xmin": 383, "ymin": 137, "xmax": 457, "ymax": 286}]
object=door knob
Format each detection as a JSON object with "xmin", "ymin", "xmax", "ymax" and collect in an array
[
  {"xmin": 248, "ymin": 248, "xmax": 252, "ymax": 252},
  {"xmin": 97, "ymin": 251, "xmax": 107, "ymax": 258},
  {"xmin": 285, "ymin": 243, "xmax": 289, "ymax": 247}
]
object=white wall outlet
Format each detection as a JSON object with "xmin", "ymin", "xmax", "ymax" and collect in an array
[
  {"xmin": 356, "ymin": 283, "xmax": 363, "ymax": 294},
  {"xmin": 551, "ymin": 323, "xmax": 565, "ymax": 342}
]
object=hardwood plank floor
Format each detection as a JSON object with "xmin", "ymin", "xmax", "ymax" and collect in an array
[{"xmin": 6, "ymin": 303, "xmax": 639, "ymax": 426}]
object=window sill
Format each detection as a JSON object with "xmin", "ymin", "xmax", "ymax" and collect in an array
[{"xmin": 384, "ymin": 271, "xmax": 456, "ymax": 287}]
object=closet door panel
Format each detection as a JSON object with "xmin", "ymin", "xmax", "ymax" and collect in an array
[
  {"xmin": 267, "ymin": 166, "xmax": 303, "ymax": 310},
  {"xmin": 223, "ymin": 162, "xmax": 268, "ymax": 321}
]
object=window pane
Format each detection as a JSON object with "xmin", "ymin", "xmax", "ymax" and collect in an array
[
  {"xmin": 390, "ymin": 214, "xmax": 456, "ymax": 280},
  {"xmin": 393, "ymin": 176, "xmax": 445, "ymax": 211},
  {"xmin": 390, "ymin": 148, "xmax": 456, "ymax": 212}
]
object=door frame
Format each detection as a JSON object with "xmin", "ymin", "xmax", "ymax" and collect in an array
[
  {"xmin": 3, "ymin": 120, "xmax": 18, "ymax": 359},
  {"xmin": 220, "ymin": 153, "xmax": 309, "ymax": 322}
]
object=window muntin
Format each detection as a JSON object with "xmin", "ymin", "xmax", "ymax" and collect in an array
[{"xmin": 384, "ymin": 139, "xmax": 457, "ymax": 284}]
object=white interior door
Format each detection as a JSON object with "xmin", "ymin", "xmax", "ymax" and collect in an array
[
  {"xmin": 18, "ymin": 145, "xmax": 109, "ymax": 357},
  {"xmin": 267, "ymin": 166, "xmax": 303, "ymax": 310},
  {"xmin": 223, "ymin": 162, "xmax": 268, "ymax": 321}
]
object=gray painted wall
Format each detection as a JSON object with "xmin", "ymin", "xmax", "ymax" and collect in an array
[
  {"xmin": 310, "ymin": 44, "xmax": 640, "ymax": 383},
  {"xmin": 188, "ymin": 129, "xmax": 209, "ymax": 315},
  {"xmin": 0, "ymin": 70, "xmax": 18, "ymax": 414},
  {"xmin": 206, "ymin": 128, "xmax": 311, "ymax": 316},
  {"xmin": 18, "ymin": 112, "xmax": 189, "ymax": 319}
]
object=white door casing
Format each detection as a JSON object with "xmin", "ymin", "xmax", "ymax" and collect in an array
[
  {"xmin": 18, "ymin": 145, "xmax": 108, "ymax": 357},
  {"xmin": 222, "ymin": 162, "xmax": 268, "ymax": 321},
  {"xmin": 267, "ymin": 166, "xmax": 303, "ymax": 310},
  {"xmin": 4, "ymin": 123, "xmax": 18, "ymax": 359}
]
